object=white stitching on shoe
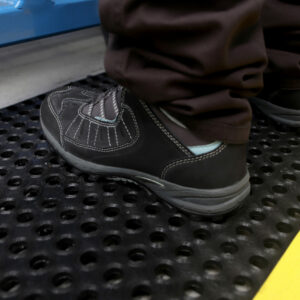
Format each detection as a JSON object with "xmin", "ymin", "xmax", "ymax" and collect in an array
[
  {"xmin": 79, "ymin": 101, "xmax": 127, "ymax": 128},
  {"xmin": 100, "ymin": 98, "xmax": 105, "ymax": 119},
  {"xmin": 93, "ymin": 124, "xmax": 99, "ymax": 146},
  {"xmin": 114, "ymin": 127, "xmax": 119, "ymax": 146},
  {"xmin": 161, "ymin": 144, "xmax": 227, "ymax": 179},
  {"xmin": 73, "ymin": 118, "xmax": 83, "ymax": 139},
  {"xmin": 87, "ymin": 103, "xmax": 93, "ymax": 116},
  {"xmin": 107, "ymin": 127, "xmax": 111, "ymax": 147},
  {"xmin": 121, "ymin": 117, "xmax": 132, "ymax": 140},
  {"xmin": 65, "ymin": 115, "xmax": 78, "ymax": 136},
  {"xmin": 65, "ymin": 127, "xmax": 139, "ymax": 152},
  {"xmin": 63, "ymin": 88, "xmax": 139, "ymax": 152},
  {"xmin": 139, "ymin": 100, "xmax": 192, "ymax": 157},
  {"xmin": 64, "ymin": 106, "xmax": 140, "ymax": 152},
  {"xmin": 87, "ymin": 121, "xmax": 91, "ymax": 145},
  {"xmin": 112, "ymin": 91, "xmax": 119, "ymax": 115},
  {"xmin": 86, "ymin": 104, "xmax": 93, "ymax": 146}
]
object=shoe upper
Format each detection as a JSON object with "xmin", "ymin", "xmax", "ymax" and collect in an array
[{"xmin": 40, "ymin": 86, "xmax": 248, "ymax": 189}]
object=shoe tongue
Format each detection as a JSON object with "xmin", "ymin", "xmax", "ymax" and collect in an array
[{"xmin": 83, "ymin": 87, "xmax": 124, "ymax": 122}]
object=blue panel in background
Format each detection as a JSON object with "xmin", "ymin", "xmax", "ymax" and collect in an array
[{"xmin": 0, "ymin": 0, "xmax": 100, "ymax": 46}]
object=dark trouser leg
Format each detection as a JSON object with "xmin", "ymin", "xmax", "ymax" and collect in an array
[
  {"xmin": 263, "ymin": 0, "xmax": 300, "ymax": 89},
  {"xmin": 99, "ymin": 0, "xmax": 267, "ymax": 144},
  {"xmin": 101, "ymin": 26, "xmax": 109, "ymax": 45}
]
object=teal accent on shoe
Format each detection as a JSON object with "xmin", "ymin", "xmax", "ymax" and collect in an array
[
  {"xmin": 188, "ymin": 141, "xmax": 222, "ymax": 156},
  {"xmin": 95, "ymin": 116, "xmax": 117, "ymax": 123}
]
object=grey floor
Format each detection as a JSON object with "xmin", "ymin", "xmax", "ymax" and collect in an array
[{"xmin": 0, "ymin": 26, "xmax": 105, "ymax": 109}]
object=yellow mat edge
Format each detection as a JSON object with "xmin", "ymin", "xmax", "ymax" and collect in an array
[{"xmin": 254, "ymin": 231, "xmax": 300, "ymax": 300}]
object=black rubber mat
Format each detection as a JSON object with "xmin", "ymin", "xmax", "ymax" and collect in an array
[{"xmin": 0, "ymin": 74, "xmax": 299, "ymax": 300}]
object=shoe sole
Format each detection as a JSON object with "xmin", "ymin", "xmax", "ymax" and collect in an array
[
  {"xmin": 250, "ymin": 97, "xmax": 300, "ymax": 127},
  {"xmin": 41, "ymin": 119, "xmax": 250, "ymax": 216}
]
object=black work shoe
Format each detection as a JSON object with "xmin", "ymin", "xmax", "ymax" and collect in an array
[
  {"xmin": 40, "ymin": 86, "xmax": 250, "ymax": 216},
  {"xmin": 251, "ymin": 88, "xmax": 300, "ymax": 127}
]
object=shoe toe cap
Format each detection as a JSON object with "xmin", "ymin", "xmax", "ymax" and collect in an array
[
  {"xmin": 47, "ymin": 86, "xmax": 97, "ymax": 114},
  {"xmin": 40, "ymin": 86, "xmax": 99, "ymax": 145}
]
